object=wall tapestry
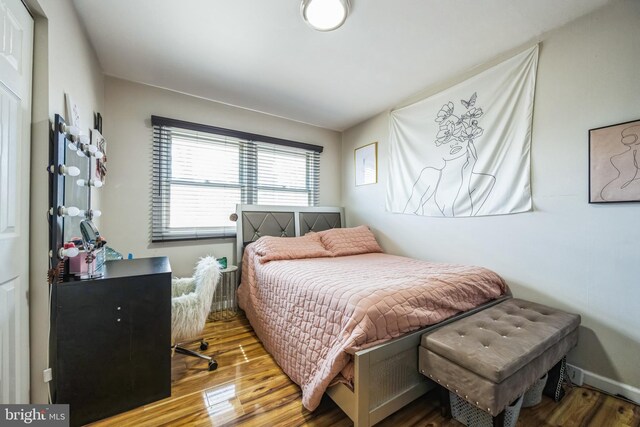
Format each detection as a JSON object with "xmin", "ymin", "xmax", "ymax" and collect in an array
[
  {"xmin": 589, "ymin": 118, "xmax": 640, "ymax": 203},
  {"xmin": 386, "ymin": 45, "xmax": 538, "ymax": 217}
]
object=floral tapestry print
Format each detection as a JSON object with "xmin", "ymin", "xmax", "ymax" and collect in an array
[
  {"xmin": 387, "ymin": 45, "xmax": 539, "ymax": 217},
  {"xmin": 402, "ymin": 93, "xmax": 496, "ymax": 217}
]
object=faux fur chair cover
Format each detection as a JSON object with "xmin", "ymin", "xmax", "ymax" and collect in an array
[{"xmin": 171, "ymin": 256, "xmax": 221, "ymax": 343}]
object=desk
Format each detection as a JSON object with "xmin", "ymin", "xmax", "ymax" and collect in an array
[{"xmin": 51, "ymin": 257, "xmax": 172, "ymax": 426}]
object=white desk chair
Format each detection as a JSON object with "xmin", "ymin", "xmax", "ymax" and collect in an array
[{"xmin": 171, "ymin": 256, "xmax": 221, "ymax": 371}]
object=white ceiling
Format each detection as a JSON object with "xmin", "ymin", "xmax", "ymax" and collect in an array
[{"xmin": 73, "ymin": 0, "xmax": 611, "ymax": 131}]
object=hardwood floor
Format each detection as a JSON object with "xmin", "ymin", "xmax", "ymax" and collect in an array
[{"xmin": 89, "ymin": 314, "xmax": 640, "ymax": 427}]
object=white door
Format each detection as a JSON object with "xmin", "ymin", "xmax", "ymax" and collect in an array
[{"xmin": 0, "ymin": 0, "xmax": 33, "ymax": 404}]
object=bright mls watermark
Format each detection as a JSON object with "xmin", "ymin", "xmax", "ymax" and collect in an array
[{"xmin": 0, "ymin": 405, "xmax": 69, "ymax": 426}]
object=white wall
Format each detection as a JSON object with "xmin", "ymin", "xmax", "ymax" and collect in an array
[
  {"xmin": 341, "ymin": 0, "xmax": 640, "ymax": 397},
  {"xmin": 27, "ymin": 0, "xmax": 104, "ymax": 403},
  {"xmin": 101, "ymin": 77, "xmax": 342, "ymax": 277}
]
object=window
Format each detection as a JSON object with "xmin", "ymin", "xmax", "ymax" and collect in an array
[{"xmin": 151, "ymin": 116, "xmax": 322, "ymax": 241}]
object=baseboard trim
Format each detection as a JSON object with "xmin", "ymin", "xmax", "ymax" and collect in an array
[{"xmin": 569, "ymin": 364, "xmax": 640, "ymax": 405}]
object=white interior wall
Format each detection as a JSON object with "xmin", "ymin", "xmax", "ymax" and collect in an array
[
  {"xmin": 27, "ymin": 0, "xmax": 104, "ymax": 403},
  {"xmin": 341, "ymin": 0, "xmax": 640, "ymax": 397},
  {"xmin": 101, "ymin": 77, "xmax": 342, "ymax": 277}
]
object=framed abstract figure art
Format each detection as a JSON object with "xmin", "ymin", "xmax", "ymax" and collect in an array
[{"xmin": 589, "ymin": 118, "xmax": 640, "ymax": 203}]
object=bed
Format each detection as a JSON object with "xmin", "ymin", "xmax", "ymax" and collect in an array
[{"xmin": 235, "ymin": 204, "xmax": 510, "ymax": 426}]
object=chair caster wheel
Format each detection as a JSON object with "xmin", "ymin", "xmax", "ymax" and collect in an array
[
  {"xmin": 208, "ymin": 360, "xmax": 218, "ymax": 371},
  {"xmin": 200, "ymin": 341, "xmax": 209, "ymax": 351}
]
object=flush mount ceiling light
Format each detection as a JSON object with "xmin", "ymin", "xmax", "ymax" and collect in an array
[{"xmin": 301, "ymin": 0, "xmax": 350, "ymax": 32}]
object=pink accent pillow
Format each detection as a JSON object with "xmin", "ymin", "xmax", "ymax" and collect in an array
[
  {"xmin": 253, "ymin": 234, "xmax": 331, "ymax": 264},
  {"xmin": 318, "ymin": 225, "xmax": 383, "ymax": 257}
]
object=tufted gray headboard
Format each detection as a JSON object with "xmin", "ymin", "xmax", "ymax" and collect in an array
[{"xmin": 235, "ymin": 204, "xmax": 345, "ymax": 276}]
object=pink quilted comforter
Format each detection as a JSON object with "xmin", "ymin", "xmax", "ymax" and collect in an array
[{"xmin": 237, "ymin": 246, "xmax": 507, "ymax": 410}]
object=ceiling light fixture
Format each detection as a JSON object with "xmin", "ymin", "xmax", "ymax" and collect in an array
[{"xmin": 301, "ymin": 0, "xmax": 350, "ymax": 32}]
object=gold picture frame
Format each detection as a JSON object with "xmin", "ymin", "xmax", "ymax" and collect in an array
[{"xmin": 355, "ymin": 142, "xmax": 378, "ymax": 186}]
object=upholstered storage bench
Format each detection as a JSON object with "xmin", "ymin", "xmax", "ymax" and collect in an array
[{"xmin": 418, "ymin": 298, "xmax": 580, "ymax": 426}]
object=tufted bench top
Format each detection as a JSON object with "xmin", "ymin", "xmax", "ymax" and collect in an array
[{"xmin": 421, "ymin": 298, "xmax": 580, "ymax": 383}]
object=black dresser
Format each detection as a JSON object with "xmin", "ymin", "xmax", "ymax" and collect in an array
[{"xmin": 51, "ymin": 257, "xmax": 172, "ymax": 426}]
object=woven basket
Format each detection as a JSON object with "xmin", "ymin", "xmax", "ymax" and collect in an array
[
  {"xmin": 450, "ymin": 392, "xmax": 523, "ymax": 427},
  {"xmin": 522, "ymin": 373, "xmax": 549, "ymax": 408}
]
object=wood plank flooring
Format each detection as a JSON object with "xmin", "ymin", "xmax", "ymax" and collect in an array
[{"xmin": 89, "ymin": 314, "xmax": 640, "ymax": 427}]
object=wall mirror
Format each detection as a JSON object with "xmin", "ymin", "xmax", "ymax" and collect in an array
[
  {"xmin": 50, "ymin": 112, "xmax": 106, "ymax": 280},
  {"xmin": 63, "ymin": 140, "xmax": 91, "ymax": 242}
]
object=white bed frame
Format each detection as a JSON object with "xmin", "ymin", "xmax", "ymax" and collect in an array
[{"xmin": 235, "ymin": 204, "xmax": 509, "ymax": 426}]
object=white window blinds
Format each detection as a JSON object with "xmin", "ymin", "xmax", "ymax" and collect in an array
[{"xmin": 151, "ymin": 116, "xmax": 322, "ymax": 241}]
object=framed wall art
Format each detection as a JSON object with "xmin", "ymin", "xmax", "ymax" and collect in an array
[
  {"xmin": 91, "ymin": 129, "xmax": 107, "ymax": 183},
  {"xmin": 65, "ymin": 93, "xmax": 81, "ymax": 127},
  {"xmin": 589, "ymin": 118, "xmax": 640, "ymax": 203},
  {"xmin": 355, "ymin": 142, "xmax": 377, "ymax": 186}
]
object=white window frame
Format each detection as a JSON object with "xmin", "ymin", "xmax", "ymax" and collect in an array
[{"xmin": 151, "ymin": 116, "xmax": 322, "ymax": 241}]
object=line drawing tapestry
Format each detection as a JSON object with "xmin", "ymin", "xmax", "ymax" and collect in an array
[{"xmin": 386, "ymin": 45, "xmax": 539, "ymax": 217}]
